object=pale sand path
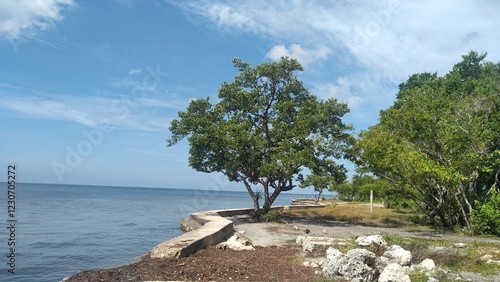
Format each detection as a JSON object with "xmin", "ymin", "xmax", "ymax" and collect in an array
[{"xmin": 227, "ymin": 215, "xmax": 500, "ymax": 247}]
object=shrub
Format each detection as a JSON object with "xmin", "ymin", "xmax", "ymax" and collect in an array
[
  {"xmin": 262, "ymin": 210, "xmax": 282, "ymax": 222},
  {"xmin": 470, "ymin": 189, "xmax": 500, "ymax": 236}
]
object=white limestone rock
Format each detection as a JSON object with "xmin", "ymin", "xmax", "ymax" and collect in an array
[
  {"xmin": 383, "ymin": 245, "xmax": 412, "ymax": 266},
  {"xmin": 452, "ymin": 242, "xmax": 467, "ymax": 248},
  {"xmin": 323, "ymin": 247, "xmax": 375, "ymax": 282},
  {"xmin": 298, "ymin": 236, "xmax": 335, "ymax": 252},
  {"xmin": 355, "ymin": 235, "xmax": 388, "ymax": 249},
  {"xmin": 216, "ymin": 232, "xmax": 254, "ymax": 250},
  {"xmin": 296, "ymin": 235, "xmax": 305, "ymax": 245},
  {"xmin": 417, "ymin": 258, "xmax": 436, "ymax": 272},
  {"xmin": 378, "ymin": 263, "xmax": 410, "ymax": 282},
  {"xmin": 326, "ymin": 247, "xmax": 344, "ymax": 262},
  {"xmin": 346, "ymin": 249, "xmax": 377, "ymax": 267}
]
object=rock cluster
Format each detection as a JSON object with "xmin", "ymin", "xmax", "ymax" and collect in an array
[
  {"xmin": 180, "ymin": 217, "xmax": 201, "ymax": 232},
  {"xmin": 216, "ymin": 231, "xmax": 254, "ymax": 251},
  {"xmin": 298, "ymin": 235, "xmax": 439, "ymax": 282}
]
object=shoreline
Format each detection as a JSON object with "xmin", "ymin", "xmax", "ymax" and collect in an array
[
  {"xmin": 149, "ymin": 201, "xmax": 326, "ymax": 259},
  {"xmin": 63, "ymin": 201, "xmax": 325, "ymax": 281},
  {"xmin": 64, "ymin": 202, "xmax": 500, "ymax": 281}
]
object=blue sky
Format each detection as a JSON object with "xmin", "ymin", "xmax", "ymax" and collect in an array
[{"xmin": 1, "ymin": 0, "xmax": 499, "ymax": 192}]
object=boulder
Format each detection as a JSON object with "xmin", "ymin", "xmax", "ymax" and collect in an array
[
  {"xmin": 322, "ymin": 247, "xmax": 375, "ymax": 282},
  {"xmin": 326, "ymin": 247, "xmax": 344, "ymax": 261},
  {"xmin": 375, "ymin": 256, "xmax": 390, "ymax": 272},
  {"xmin": 383, "ymin": 245, "xmax": 412, "ymax": 266},
  {"xmin": 355, "ymin": 235, "xmax": 388, "ymax": 249},
  {"xmin": 336, "ymin": 259, "xmax": 374, "ymax": 282},
  {"xmin": 180, "ymin": 217, "xmax": 201, "ymax": 232},
  {"xmin": 452, "ymin": 242, "xmax": 467, "ymax": 248},
  {"xmin": 378, "ymin": 263, "xmax": 410, "ymax": 282},
  {"xmin": 297, "ymin": 236, "xmax": 337, "ymax": 252},
  {"xmin": 318, "ymin": 236, "xmax": 445, "ymax": 281},
  {"xmin": 346, "ymin": 249, "xmax": 377, "ymax": 267},
  {"xmin": 416, "ymin": 258, "xmax": 435, "ymax": 272},
  {"xmin": 216, "ymin": 232, "xmax": 254, "ymax": 250}
]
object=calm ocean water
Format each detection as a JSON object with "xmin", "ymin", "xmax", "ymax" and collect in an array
[{"xmin": 0, "ymin": 183, "xmax": 311, "ymax": 282}]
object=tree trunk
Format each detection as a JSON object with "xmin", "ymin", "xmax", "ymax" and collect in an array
[
  {"xmin": 264, "ymin": 181, "xmax": 283, "ymax": 212},
  {"xmin": 315, "ymin": 189, "xmax": 323, "ymax": 202},
  {"xmin": 437, "ymin": 210, "xmax": 449, "ymax": 227},
  {"xmin": 262, "ymin": 180, "xmax": 272, "ymax": 213},
  {"xmin": 454, "ymin": 187, "xmax": 471, "ymax": 230},
  {"xmin": 242, "ymin": 179, "xmax": 260, "ymax": 211}
]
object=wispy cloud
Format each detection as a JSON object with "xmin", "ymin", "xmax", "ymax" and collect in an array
[
  {"xmin": 0, "ymin": 0, "xmax": 75, "ymax": 40},
  {"xmin": 0, "ymin": 91, "xmax": 184, "ymax": 132},
  {"xmin": 313, "ymin": 79, "xmax": 361, "ymax": 111},
  {"xmin": 175, "ymin": 0, "xmax": 500, "ymax": 129},
  {"xmin": 176, "ymin": 0, "xmax": 500, "ymax": 80},
  {"xmin": 0, "ymin": 96, "xmax": 97, "ymax": 127},
  {"xmin": 128, "ymin": 68, "xmax": 143, "ymax": 76},
  {"xmin": 266, "ymin": 44, "xmax": 330, "ymax": 67}
]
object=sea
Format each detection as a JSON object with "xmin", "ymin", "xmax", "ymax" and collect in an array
[{"xmin": 0, "ymin": 183, "xmax": 316, "ymax": 282}]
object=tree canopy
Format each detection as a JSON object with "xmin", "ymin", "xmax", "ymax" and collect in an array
[
  {"xmin": 168, "ymin": 57, "xmax": 352, "ymax": 213},
  {"xmin": 354, "ymin": 51, "xmax": 500, "ymax": 229}
]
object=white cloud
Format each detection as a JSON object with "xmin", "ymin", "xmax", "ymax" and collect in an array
[
  {"xmin": 206, "ymin": 4, "xmax": 257, "ymax": 31},
  {"xmin": 128, "ymin": 68, "xmax": 143, "ymax": 76},
  {"xmin": 314, "ymin": 78, "xmax": 361, "ymax": 111},
  {"xmin": 0, "ymin": 0, "xmax": 74, "ymax": 40},
  {"xmin": 0, "ymin": 93, "xmax": 183, "ymax": 132},
  {"xmin": 176, "ymin": 0, "xmax": 500, "ymax": 130},
  {"xmin": 266, "ymin": 44, "xmax": 330, "ymax": 67},
  {"xmin": 0, "ymin": 97, "xmax": 97, "ymax": 127},
  {"xmin": 177, "ymin": 0, "xmax": 500, "ymax": 83}
]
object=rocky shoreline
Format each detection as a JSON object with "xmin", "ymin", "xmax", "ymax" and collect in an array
[{"xmin": 65, "ymin": 204, "xmax": 500, "ymax": 281}]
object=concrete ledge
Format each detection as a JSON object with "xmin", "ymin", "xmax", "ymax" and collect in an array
[
  {"xmin": 150, "ymin": 210, "xmax": 234, "ymax": 259},
  {"xmin": 149, "ymin": 203, "xmax": 326, "ymax": 259},
  {"xmin": 216, "ymin": 203, "xmax": 326, "ymax": 217}
]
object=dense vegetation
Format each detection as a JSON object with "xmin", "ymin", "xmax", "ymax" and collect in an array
[
  {"xmin": 168, "ymin": 52, "xmax": 499, "ymax": 234},
  {"xmin": 353, "ymin": 51, "xmax": 500, "ymax": 234}
]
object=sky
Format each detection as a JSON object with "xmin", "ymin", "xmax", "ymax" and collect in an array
[{"xmin": 0, "ymin": 0, "xmax": 499, "ymax": 192}]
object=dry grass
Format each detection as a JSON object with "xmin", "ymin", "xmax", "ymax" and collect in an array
[
  {"xmin": 283, "ymin": 200, "xmax": 423, "ymax": 229},
  {"xmin": 382, "ymin": 233, "xmax": 500, "ymax": 276}
]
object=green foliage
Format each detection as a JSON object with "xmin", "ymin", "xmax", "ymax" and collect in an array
[
  {"xmin": 262, "ymin": 210, "xmax": 281, "ymax": 222},
  {"xmin": 168, "ymin": 57, "xmax": 352, "ymax": 212},
  {"xmin": 331, "ymin": 181, "xmax": 357, "ymax": 201},
  {"xmin": 299, "ymin": 171, "xmax": 343, "ymax": 202},
  {"xmin": 355, "ymin": 51, "xmax": 500, "ymax": 228},
  {"xmin": 329, "ymin": 174, "xmax": 407, "ymax": 207},
  {"xmin": 471, "ymin": 189, "xmax": 500, "ymax": 236}
]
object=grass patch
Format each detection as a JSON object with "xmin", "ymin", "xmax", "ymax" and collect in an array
[
  {"xmin": 262, "ymin": 210, "xmax": 281, "ymax": 222},
  {"xmin": 381, "ymin": 235, "xmax": 500, "ymax": 276},
  {"xmin": 313, "ymin": 275, "xmax": 345, "ymax": 282},
  {"xmin": 287, "ymin": 254, "xmax": 306, "ymax": 266},
  {"xmin": 408, "ymin": 272, "xmax": 428, "ymax": 282},
  {"xmin": 282, "ymin": 201, "xmax": 427, "ymax": 229}
]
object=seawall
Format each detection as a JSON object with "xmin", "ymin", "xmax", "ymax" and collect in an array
[{"xmin": 149, "ymin": 202, "xmax": 325, "ymax": 259}]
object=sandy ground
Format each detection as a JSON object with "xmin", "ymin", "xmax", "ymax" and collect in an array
[
  {"xmin": 229, "ymin": 215, "xmax": 500, "ymax": 282},
  {"xmin": 228, "ymin": 214, "xmax": 500, "ymax": 246}
]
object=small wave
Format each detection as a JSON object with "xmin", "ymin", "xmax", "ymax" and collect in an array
[
  {"xmin": 29, "ymin": 240, "xmax": 81, "ymax": 249},
  {"xmin": 120, "ymin": 222, "xmax": 138, "ymax": 227}
]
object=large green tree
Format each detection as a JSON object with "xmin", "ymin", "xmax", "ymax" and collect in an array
[
  {"xmin": 355, "ymin": 51, "xmax": 500, "ymax": 228},
  {"xmin": 168, "ymin": 57, "xmax": 352, "ymax": 213}
]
